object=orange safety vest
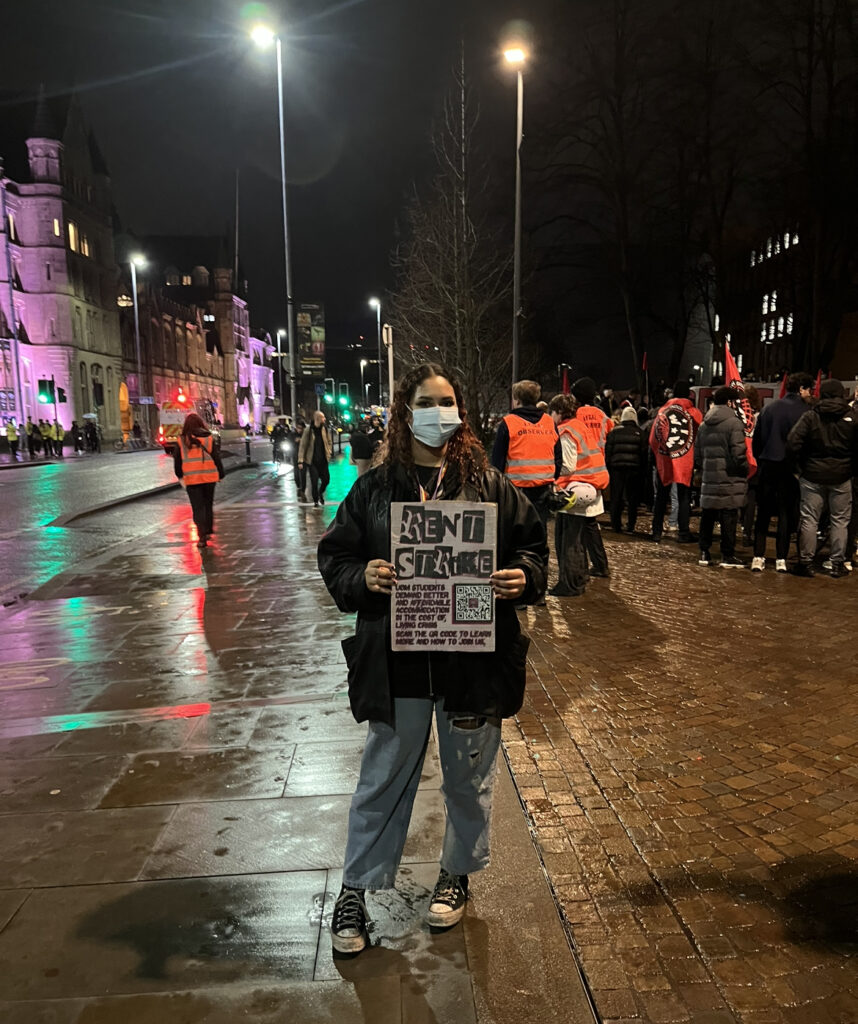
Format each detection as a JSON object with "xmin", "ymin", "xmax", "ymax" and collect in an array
[
  {"xmin": 502, "ymin": 412, "xmax": 557, "ymax": 487},
  {"xmin": 179, "ymin": 435, "xmax": 219, "ymax": 485},
  {"xmin": 555, "ymin": 409, "xmax": 611, "ymax": 491}
]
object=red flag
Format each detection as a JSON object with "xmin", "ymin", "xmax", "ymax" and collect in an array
[
  {"xmin": 562, "ymin": 367, "xmax": 569, "ymax": 394},
  {"xmin": 724, "ymin": 341, "xmax": 757, "ymax": 476},
  {"xmin": 778, "ymin": 372, "xmax": 788, "ymax": 399},
  {"xmin": 813, "ymin": 369, "xmax": 822, "ymax": 398},
  {"xmin": 642, "ymin": 351, "xmax": 648, "ymax": 371}
]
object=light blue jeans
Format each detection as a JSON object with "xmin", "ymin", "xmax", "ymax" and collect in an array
[
  {"xmin": 798, "ymin": 478, "xmax": 853, "ymax": 564},
  {"xmin": 343, "ymin": 698, "xmax": 502, "ymax": 890}
]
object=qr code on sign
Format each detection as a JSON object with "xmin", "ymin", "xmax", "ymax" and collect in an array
[{"xmin": 452, "ymin": 584, "xmax": 494, "ymax": 624}]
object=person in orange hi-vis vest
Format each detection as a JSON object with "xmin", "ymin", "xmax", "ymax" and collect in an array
[
  {"xmin": 173, "ymin": 412, "xmax": 225, "ymax": 549},
  {"xmin": 491, "ymin": 379, "xmax": 561, "ymax": 533},
  {"xmin": 561, "ymin": 377, "xmax": 613, "ymax": 579}
]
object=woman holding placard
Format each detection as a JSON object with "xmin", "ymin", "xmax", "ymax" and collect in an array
[{"xmin": 318, "ymin": 362, "xmax": 547, "ymax": 955}]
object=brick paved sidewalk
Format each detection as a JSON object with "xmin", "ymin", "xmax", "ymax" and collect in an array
[{"xmin": 510, "ymin": 525, "xmax": 858, "ymax": 1023}]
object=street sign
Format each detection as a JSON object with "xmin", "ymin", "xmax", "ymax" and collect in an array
[
  {"xmin": 314, "ymin": 383, "xmax": 325, "ymax": 397},
  {"xmin": 138, "ymin": 396, "xmax": 155, "ymax": 405}
]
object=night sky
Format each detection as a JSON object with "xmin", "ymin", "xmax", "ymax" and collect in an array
[{"xmin": 4, "ymin": 0, "xmax": 526, "ymax": 374}]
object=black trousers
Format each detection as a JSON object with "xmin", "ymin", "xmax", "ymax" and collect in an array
[
  {"xmin": 309, "ymin": 462, "xmax": 330, "ymax": 502},
  {"xmin": 554, "ymin": 514, "xmax": 589, "ymax": 596},
  {"xmin": 652, "ymin": 480, "xmax": 691, "ymax": 537},
  {"xmin": 519, "ymin": 484, "xmax": 551, "ymax": 538},
  {"xmin": 700, "ymin": 508, "xmax": 738, "ymax": 559},
  {"xmin": 187, "ymin": 482, "xmax": 216, "ymax": 538},
  {"xmin": 753, "ymin": 459, "xmax": 799, "ymax": 560},
  {"xmin": 609, "ymin": 469, "xmax": 642, "ymax": 531},
  {"xmin": 293, "ymin": 458, "xmax": 306, "ymax": 495}
]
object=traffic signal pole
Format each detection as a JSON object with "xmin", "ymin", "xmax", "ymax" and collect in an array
[{"xmin": 51, "ymin": 374, "xmax": 57, "ymax": 424}]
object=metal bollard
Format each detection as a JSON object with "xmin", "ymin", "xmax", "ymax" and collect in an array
[{"xmin": 244, "ymin": 437, "xmax": 251, "ymax": 464}]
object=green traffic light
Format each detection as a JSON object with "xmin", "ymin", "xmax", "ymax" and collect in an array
[
  {"xmin": 342, "ymin": 410, "xmax": 352, "ymax": 421},
  {"xmin": 338, "ymin": 394, "xmax": 348, "ymax": 406},
  {"xmin": 38, "ymin": 393, "xmax": 50, "ymax": 404},
  {"xmin": 324, "ymin": 393, "xmax": 334, "ymax": 404}
]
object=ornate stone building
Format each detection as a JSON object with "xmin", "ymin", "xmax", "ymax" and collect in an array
[{"xmin": 0, "ymin": 92, "xmax": 123, "ymax": 434}]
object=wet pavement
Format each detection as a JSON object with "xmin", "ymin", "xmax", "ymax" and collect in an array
[
  {"xmin": 0, "ymin": 454, "xmax": 589, "ymax": 1023},
  {"xmin": 510, "ymin": 524, "xmax": 858, "ymax": 1023}
]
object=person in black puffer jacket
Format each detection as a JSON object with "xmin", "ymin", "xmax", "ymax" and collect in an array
[
  {"xmin": 318, "ymin": 361, "xmax": 547, "ymax": 956},
  {"xmin": 787, "ymin": 378, "xmax": 858, "ymax": 577},
  {"xmin": 694, "ymin": 387, "xmax": 749, "ymax": 567},
  {"xmin": 605, "ymin": 406, "xmax": 647, "ymax": 532}
]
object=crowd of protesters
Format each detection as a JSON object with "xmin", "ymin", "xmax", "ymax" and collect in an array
[{"xmin": 491, "ymin": 372, "xmax": 858, "ymax": 592}]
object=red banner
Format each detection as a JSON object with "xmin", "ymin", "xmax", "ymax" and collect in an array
[{"xmin": 724, "ymin": 342, "xmax": 757, "ymax": 476}]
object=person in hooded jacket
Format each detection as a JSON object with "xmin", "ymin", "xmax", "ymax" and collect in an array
[
  {"xmin": 787, "ymin": 378, "xmax": 858, "ymax": 578},
  {"xmin": 649, "ymin": 380, "xmax": 703, "ymax": 543},
  {"xmin": 318, "ymin": 361, "xmax": 547, "ymax": 957},
  {"xmin": 605, "ymin": 406, "xmax": 647, "ymax": 532},
  {"xmin": 695, "ymin": 387, "xmax": 749, "ymax": 567}
]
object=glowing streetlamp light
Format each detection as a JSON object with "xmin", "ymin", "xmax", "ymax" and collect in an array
[
  {"xmin": 252, "ymin": 23, "xmax": 297, "ymax": 423},
  {"xmin": 129, "ymin": 253, "xmax": 147, "ymax": 436},
  {"xmin": 503, "ymin": 44, "xmax": 528, "ymax": 391},
  {"xmin": 359, "ymin": 358, "xmax": 368, "ymax": 407},
  {"xmin": 369, "ymin": 298, "xmax": 382, "ymax": 403}
]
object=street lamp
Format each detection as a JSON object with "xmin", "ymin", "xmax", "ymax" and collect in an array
[
  {"xmin": 369, "ymin": 298, "xmax": 382, "ymax": 403},
  {"xmin": 504, "ymin": 44, "xmax": 527, "ymax": 391},
  {"xmin": 129, "ymin": 253, "xmax": 147, "ymax": 438},
  {"xmin": 360, "ymin": 358, "xmax": 367, "ymax": 407},
  {"xmin": 252, "ymin": 23, "xmax": 297, "ymax": 423},
  {"xmin": 275, "ymin": 328, "xmax": 286, "ymax": 414}
]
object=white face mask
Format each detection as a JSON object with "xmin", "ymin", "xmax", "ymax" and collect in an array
[{"xmin": 408, "ymin": 405, "xmax": 462, "ymax": 448}]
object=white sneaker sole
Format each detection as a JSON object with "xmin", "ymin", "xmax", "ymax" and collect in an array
[
  {"xmin": 332, "ymin": 929, "xmax": 368, "ymax": 954},
  {"xmin": 426, "ymin": 903, "xmax": 467, "ymax": 928}
]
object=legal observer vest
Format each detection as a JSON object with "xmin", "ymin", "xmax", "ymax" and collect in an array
[
  {"xmin": 556, "ymin": 411, "xmax": 611, "ymax": 491},
  {"xmin": 502, "ymin": 412, "xmax": 557, "ymax": 487},
  {"xmin": 179, "ymin": 435, "xmax": 220, "ymax": 485}
]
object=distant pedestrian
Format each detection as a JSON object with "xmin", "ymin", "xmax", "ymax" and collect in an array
[
  {"xmin": 70, "ymin": 421, "xmax": 83, "ymax": 455},
  {"xmin": 5, "ymin": 419, "xmax": 19, "ymax": 461},
  {"xmin": 132, "ymin": 421, "xmax": 142, "ymax": 440},
  {"xmin": 605, "ymin": 406, "xmax": 647, "ymax": 533},
  {"xmin": 40, "ymin": 419, "xmax": 53, "ymax": 458},
  {"xmin": 25, "ymin": 417, "xmax": 38, "ymax": 459},
  {"xmin": 299, "ymin": 410, "xmax": 332, "ymax": 507},
  {"xmin": 318, "ymin": 360, "xmax": 547, "ymax": 956},
  {"xmin": 292, "ymin": 419, "xmax": 308, "ymax": 501},
  {"xmin": 567, "ymin": 377, "xmax": 613, "ymax": 577},
  {"xmin": 173, "ymin": 412, "xmax": 225, "ymax": 549},
  {"xmin": 750, "ymin": 372, "xmax": 813, "ymax": 572},
  {"xmin": 649, "ymin": 381, "xmax": 703, "ymax": 543},
  {"xmin": 788, "ymin": 378, "xmax": 857, "ymax": 578},
  {"xmin": 53, "ymin": 421, "xmax": 65, "ymax": 459},
  {"xmin": 695, "ymin": 387, "xmax": 749, "ymax": 568}
]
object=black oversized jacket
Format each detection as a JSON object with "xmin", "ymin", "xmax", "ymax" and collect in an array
[
  {"xmin": 787, "ymin": 397, "xmax": 858, "ymax": 485},
  {"xmin": 317, "ymin": 462, "xmax": 548, "ymax": 726}
]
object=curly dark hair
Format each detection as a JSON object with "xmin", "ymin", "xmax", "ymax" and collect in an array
[{"xmin": 378, "ymin": 362, "xmax": 487, "ymax": 484}]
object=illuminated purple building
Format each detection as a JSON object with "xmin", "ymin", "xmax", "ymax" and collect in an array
[{"xmin": 0, "ymin": 92, "xmax": 123, "ymax": 435}]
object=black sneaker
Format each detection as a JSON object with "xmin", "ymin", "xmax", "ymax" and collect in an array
[
  {"xmin": 830, "ymin": 562, "xmax": 849, "ymax": 579},
  {"xmin": 792, "ymin": 563, "xmax": 816, "ymax": 578},
  {"xmin": 677, "ymin": 533, "xmax": 698, "ymax": 544},
  {"xmin": 698, "ymin": 550, "xmax": 711, "ymax": 567},
  {"xmin": 331, "ymin": 886, "xmax": 370, "ymax": 955},
  {"xmin": 426, "ymin": 870, "xmax": 468, "ymax": 928},
  {"xmin": 720, "ymin": 556, "xmax": 744, "ymax": 569}
]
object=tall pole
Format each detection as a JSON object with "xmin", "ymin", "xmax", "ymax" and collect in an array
[
  {"xmin": 130, "ymin": 260, "xmax": 142, "ymax": 433},
  {"xmin": 275, "ymin": 37, "xmax": 298, "ymax": 423},
  {"xmin": 384, "ymin": 323, "xmax": 394, "ymax": 403},
  {"xmin": 511, "ymin": 68, "xmax": 524, "ymax": 390},
  {"xmin": 276, "ymin": 330, "xmax": 285, "ymax": 415},
  {"xmin": 376, "ymin": 302, "xmax": 382, "ymax": 403},
  {"xmin": 360, "ymin": 360, "xmax": 365, "ymax": 406}
]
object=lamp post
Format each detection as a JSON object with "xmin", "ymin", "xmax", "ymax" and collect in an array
[
  {"xmin": 276, "ymin": 328, "xmax": 286, "ymax": 414},
  {"xmin": 129, "ymin": 254, "xmax": 146, "ymax": 438},
  {"xmin": 369, "ymin": 297, "xmax": 382, "ymax": 403},
  {"xmin": 504, "ymin": 46, "xmax": 527, "ymax": 391},
  {"xmin": 359, "ymin": 358, "xmax": 367, "ymax": 408},
  {"xmin": 252, "ymin": 24, "xmax": 298, "ymax": 423}
]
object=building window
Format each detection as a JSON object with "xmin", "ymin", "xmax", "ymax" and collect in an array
[
  {"xmin": 778, "ymin": 317, "xmax": 785, "ymax": 336},
  {"xmin": 45, "ymin": 262, "xmax": 52, "ymax": 281},
  {"xmin": 68, "ymin": 221, "xmax": 79, "ymax": 253},
  {"xmin": 7, "ymin": 213, "xmax": 18, "ymax": 242},
  {"xmin": 737, "ymin": 353, "xmax": 743, "ymax": 372},
  {"xmin": 770, "ymin": 290, "xmax": 777, "ymax": 312},
  {"xmin": 750, "ymin": 251, "xmax": 756, "ymax": 268},
  {"xmin": 762, "ymin": 295, "xmax": 769, "ymax": 315},
  {"xmin": 53, "ymin": 217, "xmax": 61, "ymax": 237},
  {"xmin": 181, "ymin": 274, "xmax": 192, "ymax": 286},
  {"xmin": 760, "ymin": 325, "xmax": 768, "ymax": 343},
  {"xmin": 81, "ymin": 234, "xmax": 91, "ymax": 258},
  {"xmin": 768, "ymin": 321, "xmax": 776, "ymax": 341},
  {"xmin": 783, "ymin": 232, "xmax": 791, "ymax": 250},
  {"xmin": 792, "ymin": 233, "xmax": 799, "ymax": 246},
  {"xmin": 786, "ymin": 314, "xmax": 794, "ymax": 335}
]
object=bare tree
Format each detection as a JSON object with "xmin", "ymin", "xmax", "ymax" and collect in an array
[{"xmin": 388, "ymin": 54, "xmax": 513, "ymax": 442}]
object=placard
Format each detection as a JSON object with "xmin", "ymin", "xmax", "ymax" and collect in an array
[{"xmin": 391, "ymin": 501, "xmax": 497, "ymax": 652}]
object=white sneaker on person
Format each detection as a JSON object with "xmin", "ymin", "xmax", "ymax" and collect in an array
[
  {"xmin": 751, "ymin": 556, "xmax": 765, "ymax": 572},
  {"xmin": 775, "ymin": 559, "xmax": 788, "ymax": 573},
  {"xmin": 845, "ymin": 562, "xmax": 853, "ymax": 572},
  {"xmin": 823, "ymin": 559, "xmax": 833, "ymax": 570},
  {"xmin": 331, "ymin": 886, "xmax": 370, "ymax": 955},
  {"xmin": 426, "ymin": 870, "xmax": 469, "ymax": 928}
]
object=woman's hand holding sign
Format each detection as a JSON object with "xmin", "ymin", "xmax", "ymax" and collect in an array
[
  {"xmin": 365, "ymin": 559, "xmax": 397, "ymax": 595},
  {"xmin": 490, "ymin": 567, "xmax": 526, "ymax": 601}
]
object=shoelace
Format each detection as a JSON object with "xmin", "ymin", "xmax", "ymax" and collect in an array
[
  {"xmin": 432, "ymin": 871, "xmax": 463, "ymax": 904},
  {"xmin": 333, "ymin": 889, "xmax": 369, "ymax": 932}
]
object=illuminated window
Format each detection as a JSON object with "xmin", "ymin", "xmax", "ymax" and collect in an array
[
  {"xmin": 68, "ymin": 221, "xmax": 79, "ymax": 253},
  {"xmin": 786, "ymin": 314, "xmax": 794, "ymax": 334},
  {"xmin": 766, "ymin": 237, "xmax": 773, "ymax": 258},
  {"xmin": 784, "ymin": 232, "xmax": 791, "ymax": 250},
  {"xmin": 181, "ymin": 275, "xmax": 192, "ymax": 286},
  {"xmin": 762, "ymin": 295, "xmax": 769, "ymax": 315},
  {"xmin": 769, "ymin": 321, "xmax": 776, "ymax": 341},
  {"xmin": 714, "ymin": 314, "xmax": 720, "ymax": 332},
  {"xmin": 792, "ymin": 233, "xmax": 799, "ymax": 246},
  {"xmin": 775, "ymin": 237, "xmax": 781, "ymax": 255},
  {"xmin": 81, "ymin": 234, "xmax": 91, "ymax": 258},
  {"xmin": 53, "ymin": 217, "xmax": 61, "ymax": 237},
  {"xmin": 737, "ymin": 354, "xmax": 743, "ymax": 372},
  {"xmin": 778, "ymin": 317, "xmax": 785, "ymax": 336},
  {"xmin": 750, "ymin": 251, "xmax": 757, "ymax": 267},
  {"xmin": 761, "ymin": 325, "xmax": 768, "ymax": 343},
  {"xmin": 771, "ymin": 290, "xmax": 777, "ymax": 311}
]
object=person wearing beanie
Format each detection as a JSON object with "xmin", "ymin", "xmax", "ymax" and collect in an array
[
  {"xmin": 605, "ymin": 405, "xmax": 647, "ymax": 533},
  {"xmin": 787, "ymin": 377, "xmax": 858, "ymax": 578},
  {"xmin": 649, "ymin": 379, "xmax": 703, "ymax": 543},
  {"xmin": 561, "ymin": 378, "xmax": 614, "ymax": 576}
]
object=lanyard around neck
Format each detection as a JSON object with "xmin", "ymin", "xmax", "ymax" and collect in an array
[{"xmin": 418, "ymin": 459, "xmax": 447, "ymax": 502}]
